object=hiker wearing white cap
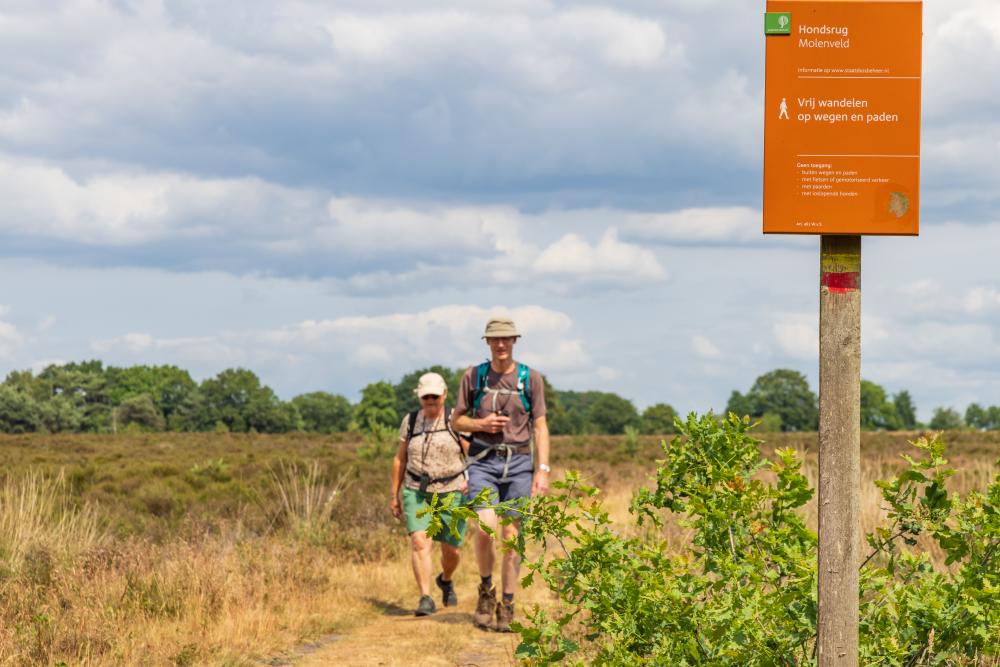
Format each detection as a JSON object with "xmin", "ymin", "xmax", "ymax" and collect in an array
[
  {"xmin": 390, "ymin": 372, "xmax": 469, "ymax": 617},
  {"xmin": 451, "ymin": 317, "xmax": 550, "ymax": 632}
]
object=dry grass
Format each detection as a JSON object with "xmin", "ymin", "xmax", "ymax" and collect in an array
[
  {"xmin": 0, "ymin": 533, "xmax": 414, "ymax": 665},
  {"xmin": 0, "ymin": 469, "xmax": 104, "ymax": 569},
  {"xmin": 0, "ymin": 431, "xmax": 994, "ymax": 665},
  {"xmin": 268, "ymin": 460, "xmax": 353, "ymax": 540}
]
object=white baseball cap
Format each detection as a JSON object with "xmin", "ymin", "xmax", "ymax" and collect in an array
[{"xmin": 414, "ymin": 372, "xmax": 447, "ymax": 397}]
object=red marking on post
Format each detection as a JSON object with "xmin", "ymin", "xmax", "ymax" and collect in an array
[{"xmin": 821, "ymin": 271, "xmax": 860, "ymax": 293}]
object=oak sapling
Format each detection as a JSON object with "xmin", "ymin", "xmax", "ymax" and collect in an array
[{"xmin": 426, "ymin": 413, "xmax": 1000, "ymax": 665}]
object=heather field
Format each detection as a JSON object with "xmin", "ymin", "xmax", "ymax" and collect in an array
[{"xmin": 0, "ymin": 430, "xmax": 996, "ymax": 665}]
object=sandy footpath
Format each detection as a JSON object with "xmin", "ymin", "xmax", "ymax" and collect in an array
[{"xmin": 290, "ymin": 594, "xmax": 523, "ymax": 666}]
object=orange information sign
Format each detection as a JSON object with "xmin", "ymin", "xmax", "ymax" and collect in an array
[{"xmin": 763, "ymin": 1, "xmax": 922, "ymax": 235}]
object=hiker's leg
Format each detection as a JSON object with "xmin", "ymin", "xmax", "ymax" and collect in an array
[
  {"xmin": 440, "ymin": 542, "xmax": 461, "ymax": 581},
  {"xmin": 410, "ymin": 531, "xmax": 433, "ymax": 596},
  {"xmin": 475, "ymin": 507, "xmax": 498, "ymax": 577},
  {"xmin": 500, "ymin": 519, "xmax": 521, "ymax": 596}
]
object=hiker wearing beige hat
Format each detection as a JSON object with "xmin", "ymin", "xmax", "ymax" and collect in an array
[
  {"xmin": 390, "ymin": 372, "xmax": 469, "ymax": 617},
  {"xmin": 451, "ymin": 316, "xmax": 551, "ymax": 632}
]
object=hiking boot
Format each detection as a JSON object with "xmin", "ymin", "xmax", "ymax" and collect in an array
[
  {"xmin": 436, "ymin": 573, "xmax": 458, "ymax": 607},
  {"xmin": 415, "ymin": 595, "xmax": 436, "ymax": 617},
  {"xmin": 496, "ymin": 599, "xmax": 515, "ymax": 633},
  {"xmin": 473, "ymin": 583, "xmax": 496, "ymax": 629}
]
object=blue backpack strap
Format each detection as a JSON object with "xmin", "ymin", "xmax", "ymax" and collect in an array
[
  {"xmin": 471, "ymin": 361, "xmax": 491, "ymax": 411},
  {"xmin": 516, "ymin": 363, "xmax": 532, "ymax": 412}
]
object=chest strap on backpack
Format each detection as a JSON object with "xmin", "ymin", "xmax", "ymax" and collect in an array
[{"xmin": 471, "ymin": 362, "xmax": 532, "ymax": 413}]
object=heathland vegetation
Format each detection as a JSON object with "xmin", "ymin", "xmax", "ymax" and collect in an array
[
  {"xmin": 0, "ymin": 362, "xmax": 995, "ymax": 662},
  {"xmin": 0, "ymin": 425, "xmax": 996, "ymax": 664},
  {"xmin": 0, "ymin": 362, "xmax": 990, "ymax": 436}
]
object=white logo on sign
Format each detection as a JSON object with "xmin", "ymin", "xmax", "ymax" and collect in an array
[
  {"xmin": 779, "ymin": 98, "xmax": 790, "ymax": 120},
  {"xmin": 778, "ymin": 15, "xmax": 789, "ymax": 29}
]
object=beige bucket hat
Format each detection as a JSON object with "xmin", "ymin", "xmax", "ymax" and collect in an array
[
  {"xmin": 414, "ymin": 372, "xmax": 448, "ymax": 397},
  {"xmin": 482, "ymin": 317, "xmax": 520, "ymax": 339}
]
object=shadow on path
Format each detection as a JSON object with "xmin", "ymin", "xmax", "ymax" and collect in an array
[
  {"xmin": 364, "ymin": 597, "xmax": 410, "ymax": 616},
  {"xmin": 258, "ymin": 633, "xmax": 342, "ymax": 666}
]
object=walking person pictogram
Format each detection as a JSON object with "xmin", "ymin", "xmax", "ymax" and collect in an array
[{"xmin": 779, "ymin": 97, "xmax": 790, "ymax": 120}]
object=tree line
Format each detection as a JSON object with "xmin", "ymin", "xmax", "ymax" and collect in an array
[
  {"xmin": 0, "ymin": 361, "xmax": 988, "ymax": 435},
  {"xmin": 0, "ymin": 361, "xmax": 676, "ymax": 436},
  {"xmin": 725, "ymin": 368, "xmax": 984, "ymax": 432}
]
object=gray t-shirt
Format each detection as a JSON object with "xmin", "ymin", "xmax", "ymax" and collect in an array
[{"xmin": 454, "ymin": 362, "xmax": 547, "ymax": 447}]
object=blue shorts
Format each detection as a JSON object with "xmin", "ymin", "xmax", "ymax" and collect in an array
[{"xmin": 467, "ymin": 453, "xmax": 533, "ymax": 518}]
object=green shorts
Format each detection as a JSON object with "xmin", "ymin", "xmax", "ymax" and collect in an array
[{"xmin": 402, "ymin": 487, "xmax": 467, "ymax": 548}]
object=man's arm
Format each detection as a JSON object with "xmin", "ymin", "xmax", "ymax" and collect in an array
[
  {"xmin": 451, "ymin": 411, "xmax": 509, "ymax": 436},
  {"xmin": 531, "ymin": 415, "xmax": 550, "ymax": 495},
  {"xmin": 451, "ymin": 368, "xmax": 510, "ymax": 435}
]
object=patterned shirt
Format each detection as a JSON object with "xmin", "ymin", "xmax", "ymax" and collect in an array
[{"xmin": 398, "ymin": 411, "xmax": 466, "ymax": 493}]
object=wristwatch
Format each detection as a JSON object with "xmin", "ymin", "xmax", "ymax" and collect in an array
[{"xmin": 537, "ymin": 463, "xmax": 551, "ymax": 473}]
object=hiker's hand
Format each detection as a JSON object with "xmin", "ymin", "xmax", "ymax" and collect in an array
[
  {"xmin": 390, "ymin": 496, "xmax": 402, "ymax": 520},
  {"xmin": 532, "ymin": 470, "xmax": 550, "ymax": 496},
  {"xmin": 481, "ymin": 413, "xmax": 510, "ymax": 434}
]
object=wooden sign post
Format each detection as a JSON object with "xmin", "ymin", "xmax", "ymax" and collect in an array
[{"xmin": 763, "ymin": 2, "xmax": 922, "ymax": 663}]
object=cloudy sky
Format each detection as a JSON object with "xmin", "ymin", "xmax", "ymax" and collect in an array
[{"xmin": 1, "ymin": 0, "xmax": 998, "ymax": 421}]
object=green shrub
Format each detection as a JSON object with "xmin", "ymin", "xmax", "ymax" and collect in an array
[
  {"xmin": 437, "ymin": 414, "xmax": 999, "ymax": 665},
  {"xmin": 621, "ymin": 425, "xmax": 640, "ymax": 458}
]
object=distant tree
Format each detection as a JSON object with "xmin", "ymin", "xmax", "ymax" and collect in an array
[
  {"xmin": 757, "ymin": 412, "xmax": 783, "ymax": 433},
  {"xmin": 292, "ymin": 392, "xmax": 353, "ymax": 433},
  {"xmin": 585, "ymin": 393, "xmax": 640, "ymax": 435},
  {"xmin": 354, "ymin": 381, "xmax": 399, "ymax": 432},
  {"xmin": 987, "ymin": 406, "xmax": 1000, "ymax": 431},
  {"xmin": 554, "ymin": 390, "xmax": 589, "ymax": 435},
  {"xmin": 249, "ymin": 400, "xmax": 302, "ymax": 434},
  {"xmin": 965, "ymin": 403, "xmax": 988, "ymax": 430},
  {"xmin": 114, "ymin": 394, "xmax": 165, "ymax": 432},
  {"xmin": 195, "ymin": 368, "xmax": 298, "ymax": 433},
  {"xmin": 37, "ymin": 395, "xmax": 84, "ymax": 433},
  {"xmin": 3, "ymin": 370, "xmax": 48, "ymax": 402},
  {"xmin": 36, "ymin": 361, "xmax": 112, "ymax": 432},
  {"xmin": 105, "ymin": 365, "xmax": 159, "ymax": 404},
  {"xmin": 106, "ymin": 364, "xmax": 199, "ymax": 428},
  {"xmin": 554, "ymin": 390, "xmax": 640, "ymax": 435},
  {"xmin": 928, "ymin": 407, "xmax": 964, "ymax": 431},
  {"xmin": 154, "ymin": 366, "xmax": 200, "ymax": 426},
  {"xmin": 964, "ymin": 403, "xmax": 1000, "ymax": 430},
  {"xmin": 640, "ymin": 403, "xmax": 678, "ymax": 435},
  {"xmin": 860, "ymin": 380, "xmax": 899, "ymax": 431},
  {"xmin": 541, "ymin": 375, "xmax": 568, "ymax": 435},
  {"xmin": 725, "ymin": 390, "xmax": 754, "ymax": 420},
  {"xmin": 0, "ymin": 386, "xmax": 41, "ymax": 433},
  {"xmin": 728, "ymin": 369, "xmax": 818, "ymax": 432},
  {"xmin": 893, "ymin": 390, "xmax": 918, "ymax": 430}
]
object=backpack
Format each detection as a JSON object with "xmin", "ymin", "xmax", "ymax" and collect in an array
[
  {"xmin": 471, "ymin": 361, "xmax": 532, "ymax": 413},
  {"xmin": 405, "ymin": 406, "xmax": 467, "ymax": 491}
]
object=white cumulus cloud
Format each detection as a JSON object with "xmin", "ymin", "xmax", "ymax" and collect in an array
[
  {"xmin": 773, "ymin": 313, "xmax": 817, "ymax": 361},
  {"xmin": 89, "ymin": 304, "xmax": 603, "ymax": 392},
  {"xmin": 624, "ymin": 206, "xmax": 760, "ymax": 244},
  {"xmin": 962, "ymin": 286, "xmax": 1000, "ymax": 313},
  {"xmin": 533, "ymin": 228, "xmax": 667, "ymax": 284},
  {"xmin": 692, "ymin": 335, "xmax": 721, "ymax": 359}
]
